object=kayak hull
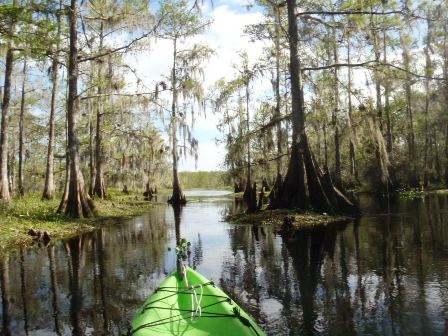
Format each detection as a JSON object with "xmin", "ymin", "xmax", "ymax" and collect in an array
[{"xmin": 125, "ymin": 267, "xmax": 265, "ymax": 336}]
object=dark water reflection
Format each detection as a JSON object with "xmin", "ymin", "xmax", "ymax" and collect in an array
[{"xmin": 1, "ymin": 192, "xmax": 448, "ymax": 335}]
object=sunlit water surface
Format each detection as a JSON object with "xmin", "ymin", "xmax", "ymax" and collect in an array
[{"xmin": 1, "ymin": 191, "xmax": 448, "ymax": 335}]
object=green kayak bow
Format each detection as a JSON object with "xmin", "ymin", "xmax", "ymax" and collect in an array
[{"xmin": 124, "ymin": 266, "xmax": 265, "ymax": 336}]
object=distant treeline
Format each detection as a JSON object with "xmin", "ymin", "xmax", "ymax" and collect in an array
[{"xmin": 178, "ymin": 171, "xmax": 231, "ymax": 190}]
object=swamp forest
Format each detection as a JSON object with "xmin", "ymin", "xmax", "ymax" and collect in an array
[{"xmin": 0, "ymin": 0, "xmax": 448, "ymax": 335}]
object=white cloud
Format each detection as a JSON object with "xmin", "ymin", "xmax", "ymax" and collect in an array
[
  {"xmin": 179, "ymin": 140, "xmax": 226, "ymax": 171},
  {"xmin": 201, "ymin": 5, "xmax": 266, "ymax": 86},
  {"xmin": 124, "ymin": 5, "xmax": 267, "ymax": 99}
]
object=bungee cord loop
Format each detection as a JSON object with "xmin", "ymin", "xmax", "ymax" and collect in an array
[{"xmin": 181, "ymin": 264, "xmax": 203, "ymax": 321}]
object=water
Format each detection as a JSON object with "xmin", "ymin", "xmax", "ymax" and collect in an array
[{"xmin": 1, "ymin": 191, "xmax": 448, "ymax": 335}]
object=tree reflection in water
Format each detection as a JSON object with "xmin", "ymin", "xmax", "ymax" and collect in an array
[
  {"xmin": 48, "ymin": 245, "xmax": 62, "ymax": 335},
  {"xmin": 1, "ymin": 194, "xmax": 448, "ymax": 335},
  {"xmin": 220, "ymin": 193, "xmax": 448, "ymax": 335},
  {"xmin": 1, "ymin": 255, "xmax": 11, "ymax": 336},
  {"xmin": 19, "ymin": 249, "xmax": 29, "ymax": 336}
]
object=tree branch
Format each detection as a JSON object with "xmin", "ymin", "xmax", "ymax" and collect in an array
[
  {"xmin": 297, "ymin": 9, "xmax": 437, "ymax": 21},
  {"xmin": 78, "ymin": 17, "xmax": 163, "ymax": 63},
  {"xmin": 297, "ymin": 9, "xmax": 404, "ymax": 16},
  {"xmin": 80, "ymin": 89, "xmax": 170, "ymax": 100},
  {"xmin": 302, "ymin": 60, "xmax": 446, "ymax": 81}
]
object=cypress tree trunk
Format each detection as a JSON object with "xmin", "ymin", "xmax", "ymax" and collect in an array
[
  {"xmin": 444, "ymin": 25, "xmax": 448, "ymax": 186},
  {"xmin": 331, "ymin": 25, "xmax": 341, "ymax": 185},
  {"xmin": 0, "ymin": 47, "xmax": 14, "ymax": 201},
  {"xmin": 383, "ymin": 27, "xmax": 393, "ymax": 154},
  {"xmin": 302, "ymin": 135, "xmax": 333, "ymax": 213},
  {"xmin": 269, "ymin": 13, "xmax": 284, "ymax": 199},
  {"xmin": 274, "ymin": 4, "xmax": 283, "ymax": 180},
  {"xmin": 43, "ymin": 54, "xmax": 58, "ymax": 199},
  {"xmin": 423, "ymin": 14, "xmax": 432, "ymax": 187},
  {"xmin": 433, "ymin": 127, "xmax": 441, "ymax": 182},
  {"xmin": 88, "ymin": 89, "xmax": 95, "ymax": 195},
  {"xmin": 168, "ymin": 38, "xmax": 186, "ymax": 205},
  {"xmin": 401, "ymin": 0, "xmax": 418, "ymax": 187},
  {"xmin": 323, "ymin": 122, "xmax": 328, "ymax": 169},
  {"xmin": 371, "ymin": 14, "xmax": 389, "ymax": 192},
  {"xmin": 0, "ymin": 0, "xmax": 18, "ymax": 201},
  {"xmin": 7, "ymin": 139, "xmax": 15, "ymax": 195},
  {"xmin": 271, "ymin": 0, "xmax": 307, "ymax": 210},
  {"xmin": 271, "ymin": 0, "xmax": 358, "ymax": 215},
  {"xmin": 93, "ymin": 94, "xmax": 106, "ymax": 198},
  {"xmin": 347, "ymin": 34, "xmax": 357, "ymax": 182},
  {"xmin": 403, "ymin": 49, "xmax": 418, "ymax": 187},
  {"xmin": 272, "ymin": 141, "xmax": 307, "ymax": 209},
  {"xmin": 18, "ymin": 59, "xmax": 27, "ymax": 196},
  {"xmin": 246, "ymin": 182, "xmax": 258, "ymax": 213},
  {"xmin": 43, "ymin": 0, "xmax": 61, "ymax": 200},
  {"xmin": 243, "ymin": 81, "xmax": 252, "ymax": 203},
  {"xmin": 58, "ymin": 0, "xmax": 96, "ymax": 218},
  {"xmin": 445, "ymin": 124, "xmax": 448, "ymax": 186},
  {"xmin": 93, "ymin": 23, "xmax": 106, "ymax": 199}
]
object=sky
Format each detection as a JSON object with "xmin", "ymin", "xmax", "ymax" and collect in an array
[{"xmin": 125, "ymin": 1, "xmax": 267, "ymax": 172}]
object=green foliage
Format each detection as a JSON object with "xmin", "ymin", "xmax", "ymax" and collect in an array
[
  {"xmin": 0, "ymin": 0, "xmax": 58, "ymax": 59},
  {"xmin": 158, "ymin": 0, "xmax": 210, "ymax": 38},
  {"xmin": 179, "ymin": 171, "xmax": 230, "ymax": 190}
]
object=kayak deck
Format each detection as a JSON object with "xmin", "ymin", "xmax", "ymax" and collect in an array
[{"xmin": 125, "ymin": 266, "xmax": 265, "ymax": 336}]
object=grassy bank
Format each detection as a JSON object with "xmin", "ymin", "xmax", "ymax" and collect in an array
[
  {"xmin": 178, "ymin": 171, "xmax": 231, "ymax": 190},
  {"xmin": 228, "ymin": 209, "xmax": 349, "ymax": 229},
  {"xmin": 0, "ymin": 190, "xmax": 157, "ymax": 252}
]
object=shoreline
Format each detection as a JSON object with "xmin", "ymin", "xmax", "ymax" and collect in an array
[
  {"xmin": 0, "ymin": 191, "xmax": 159, "ymax": 253},
  {"xmin": 5, "ymin": 187, "xmax": 443, "ymax": 253}
]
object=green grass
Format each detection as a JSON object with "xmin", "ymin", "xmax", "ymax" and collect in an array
[
  {"xmin": 227, "ymin": 209, "xmax": 349, "ymax": 229},
  {"xmin": 0, "ymin": 190, "xmax": 157, "ymax": 252},
  {"xmin": 178, "ymin": 171, "xmax": 231, "ymax": 190}
]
